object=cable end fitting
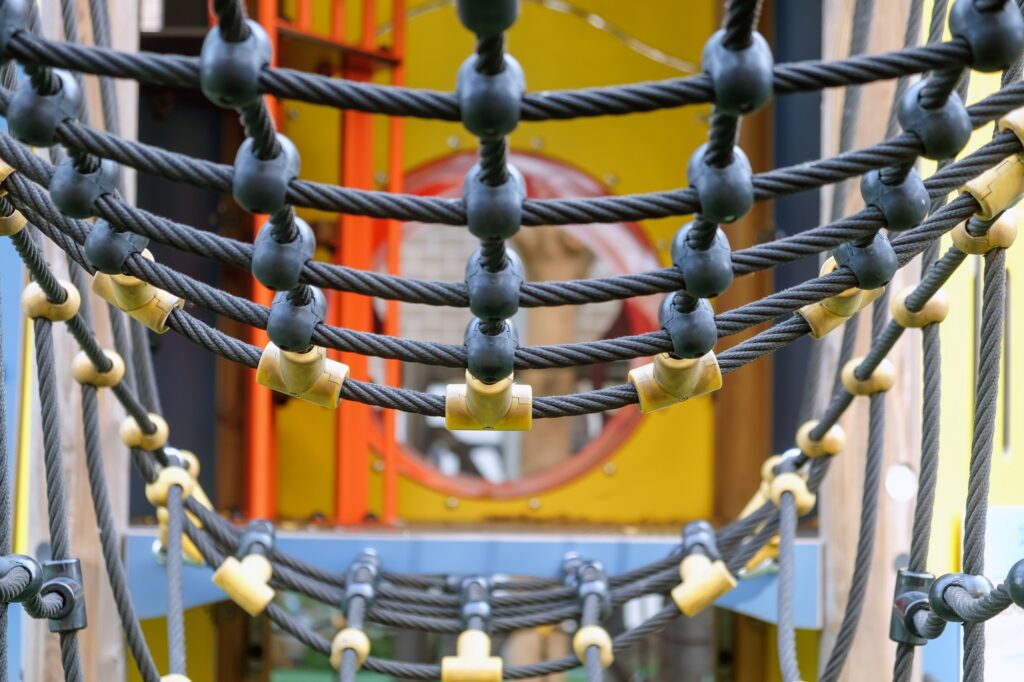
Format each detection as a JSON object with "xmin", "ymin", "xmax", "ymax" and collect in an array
[
  {"xmin": 256, "ymin": 343, "xmax": 348, "ymax": 408},
  {"xmin": 441, "ymin": 630, "xmax": 502, "ymax": 682},
  {"xmin": 446, "ymin": 370, "xmax": 532, "ymax": 431},
  {"xmin": 628, "ymin": 351, "xmax": 721, "ymax": 414}
]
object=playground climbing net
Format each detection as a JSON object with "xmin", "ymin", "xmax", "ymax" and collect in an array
[{"xmin": 1, "ymin": 0, "xmax": 1024, "ymax": 679}]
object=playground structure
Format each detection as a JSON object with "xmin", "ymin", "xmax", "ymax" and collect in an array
[{"xmin": 3, "ymin": 0, "xmax": 1024, "ymax": 681}]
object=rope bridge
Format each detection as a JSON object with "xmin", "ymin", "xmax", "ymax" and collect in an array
[{"xmin": 0, "ymin": 0, "xmax": 1023, "ymax": 680}]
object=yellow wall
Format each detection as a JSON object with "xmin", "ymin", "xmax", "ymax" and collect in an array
[
  {"xmin": 275, "ymin": 0, "xmax": 718, "ymax": 525},
  {"xmin": 127, "ymin": 608, "xmax": 217, "ymax": 682}
]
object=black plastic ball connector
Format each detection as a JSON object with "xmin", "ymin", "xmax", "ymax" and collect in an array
[
  {"xmin": 456, "ymin": 0, "xmax": 518, "ymax": 36},
  {"xmin": 860, "ymin": 168, "xmax": 930, "ymax": 233},
  {"xmin": 40, "ymin": 558, "xmax": 87, "ymax": 633},
  {"xmin": 1006, "ymin": 558, "xmax": 1024, "ymax": 608},
  {"xmin": 681, "ymin": 520, "xmax": 721, "ymax": 560},
  {"xmin": 252, "ymin": 216, "xmax": 315, "ymax": 291},
  {"xmin": 199, "ymin": 19, "xmax": 272, "ymax": 109},
  {"xmin": 688, "ymin": 142, "xmax": 753, "ymax": 224},
  {"xmin": 237, "ymin": 520, "xmax": 275, "ymax": 557},
  {"xmin": 458, "ymin": 576, "xmax": 492, "ymax": 630},
  {"xmin": 466, "ymin": 248, "xmax": 524, "ymax": 323},
  {"xmin": 465, "ymin": 317, "xmax": 518, "ymax": 384},
  {"xmin": 660, "ymin": 294, "xmax": 716, "ymax": 359},
  {"xmin": 950, "ymin": 0, "xmax": 1024, "ymax": 73},
  {"xmin": 266, "ymin": 286, "xmax": 327, "ymax": 353},
  {"xmin": 48, "ymin": 156, "xmax": 118, "ymax": 220},
  {"xmin": 233, "ymin": 134, "xmax": 300, "ymax": 215},
  {"xmin": 458, "ymin": 54, "xmax": 525, "ymax": 139},
  {"xmin": 897, "ymin": 80, "xmax": 972, "ymax": 161},
  {"xmin": 928, "ymin": 572, "xmax": 993, "ymax": 623},
  {"xmin": 84, "ymin": 219, "xmax": 148, "ymax": 275},
  {"xmin": 702, "ymin": 28, "xmax": 774, "ymax": 116},
  {"xmin": 0, "ymin": 554, "xmax": 42, "ymax": 603},
  {"xmin": 464, "ymin": 163, "xmax": 525, "ymax": 242},
  {"xmin": 7, "ymin": 69, "xmax": 82, "ymax": 148},
  {"xmin": 833, "ymin": 231, "xmax": 898, "ymax": 290},
  {"xmin": 0, "ymin": 0, "xmax": 31, "ymax": 58},
  {"xmin": 576, "ymin": 560, "xmax": 612, "ymax": 619},
  {"xmin": 671, "ymin": 222, "xmax": 734, "ymax": 299},
  {"xmin": 344, "ymin": 549, "xmax": 381, "ymax": 612},
  {"xmin": 890, "ymin": 569, "xmax": 936, "ymax": 645}
]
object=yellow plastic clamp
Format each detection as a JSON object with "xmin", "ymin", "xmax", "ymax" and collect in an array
[
  {"xmin": 573, "ymin": 625, "xmax": 613, "ymax": 668},
  {"xmin": 670, "ymin": 553, "xmax": 737, "ymax": 617},
  {"xmin": 92, "ymin": 251, "xmax": 184, "ymax": 333},
  {"xmin": 329, "ymin": 627, "xmax": 371, "ymax": 670},
  {"xmin": 145, "ymin": 466, "xmax": 194, "ymax": 508},
  {"xmin": 628, "ymin": 351, "xmax": 722, "ymax": 414},
  {"xmin": 745, "ymin": 535, "xmax": 780, "ymax": 573},
  {"xmin": 441, "ymin": 629, "xmax": 502, "ymax": 682},
  {"xmin": 445, "ymin": 371, "xmax": 532, "ymax": 431},
  {"xmin": 951, "ymin": 208, "xmax": 1019, "ymax": 255},
  {"xmin": 795, "ymin": 420, "xmax": 846, "ymax": 458},
  {"xmin": 0, "ymin": 208, "xmax": 26, "ymax": 236},
  {"xmin": 256, "ymin": 343, "xmax": 348, "ymax": 409},
  {"xmin": 841, "ymin": 357, "xmax": 896, "ymax": 396},
  {"xmin": 770, "ymin": 472, "xmax": 817, "ymax": 516},
  {"xmin": 120, "ymin": 412, "xmax": 169, "ymax": 451},
  {"xmin": 960, "ymin": 152, "xmax": 1024, "ymax": 221},
  {"xmin": 890, "ymin": 286, "xmax": 949, "ymax": 328},
  {"xmin": 212, "ymin": 554, "xmax": 275, "ymax": 617},
  {"xmin": 22, "ymin": 280, "xmax": 81, "ymax": 322},
  {"xmin": 157, "ymin": 480, "xmax": 211, "ymax": 564},
  {"xmin": 71, "ymin": 349, "xmax": 125, "ymax": 387},
  {"xmin": 796, "ymin": 258, "xmax": 885, "ymax": 339}
]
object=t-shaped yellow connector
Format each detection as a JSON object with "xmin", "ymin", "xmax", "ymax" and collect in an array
[
  {"xmin": 961, "ymin": 117, "xmax": 1024, "ymax": 219},
  {"xmin": 795, "ymin": 420, "xmax": 846, "ymax": 458},
  {"xmin": 0, "ymin": 208, "xmax": 26, "ymax": 237},
  {"xmin": 212, "ymin": 554, "xmax": 275, "ymax": 616},
  {"xmin": 770, "ymin": 472, "xmax": 817, "ymax": 516},
  {"xmin": 841, "ymin": 357, "xmax": 895, "ymax": 395},
  {"xmin": 22, "ymin": 279, "xmax": 81, "ymax": 322},
  {"xmin": 256, "ymin": 343, "xmax": 348, "ymax": 409},
  {"xmin": 670, "ymin": 553, "xmax": 737, "ymax": 617},
  {"xmin": 628, "ymin": 351, "xmax": 721, "ymax": 414},
  {"xmin": 441, "ymin": 630, "xmax": 502, "ymax": 682},
  {"xmin": 92, "ymin": 252, "xmax": 184, "ymax": 333},
  {"xmin": 951, "ymin": 207, "xmax": 1019, "ymax": 255},
  {"xmin": 573, "ymin": 625, "xmax": 614, "ymax": 668},
  {"xmin": 445, "ymin": 371, "xmax": 532, "ymax": 431},
  {"xmin": 329, "ymin": 627, "xmax": 371, "ymax": 670},
  {"xmin": 797, "ymin": 258, "xmax": 885, "ymax": 339}
]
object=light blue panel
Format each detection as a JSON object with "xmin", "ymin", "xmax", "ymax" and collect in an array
[
  {"xmin": 126, "ymin": 529, "xmax": 822, "ymax": 628},
  {"xmin": 922, "ymin": 623, "xmax": 960, "ymax": 682}
]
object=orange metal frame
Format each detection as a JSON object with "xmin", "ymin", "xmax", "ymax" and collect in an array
[{"xmin": 242, "ymin": 0, "xmax": 405, "ymax": 524}]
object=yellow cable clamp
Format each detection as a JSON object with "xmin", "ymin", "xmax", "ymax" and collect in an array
[
  {"xmin": 329, "ymin": 627, "xmax": 371, "ymax": 670},
  {"xmin": 441, "ymin": 629, "xmax": 502, "ymax": 682},
  {"xmin": 120, "ymin": 412, "xmax": 170, "ymax": 451},
  {"xmin": 573, "ymin": 625, "xmax": 614, "ymax": 668},
  {"xmin": 797, "ymin": 257, "xmax": 884, "ymax": 339},
  {"xmin": 670, "ymin": 552, "xmax": 737, "ymax": 617},
  {"xmin": 0, "ymin": 207, "xmax": 26, "ymax": 237},
  {"xmin": 71, "ymin": 349, "xmax": 125, "ymax": 387},
  {"xmin": 92, "ymin": 250, "xmax": 183, "ymax": 333},
  {"xmin": 256, "ymin": 343, "xmax": 348, "ymax": 409},
  {"xmin": 795, "ymin": 420, "xmax": 846, "ymax": 458},
  {"xmin": 745, "ymin": 535, "xmax": 780, "ymax": 573},
  {"xmin": 145, "ymin": 466, "xmax": 194, "ymax": 508},
  {"xmin": 960, "ymin": 151, "xmax": 1024, "ymax": 221},
  {"xmin": 890, "ymin": 286, "xmax": 949, "ymax": 328},
  {"xmin": 770, "ymin": 472, "xmax": 817, "ymax": 516},
  {"xmin": 951, "ymin": 207, "xmax": 1019, "ymax": 254},
  {"xmin": 212, "ymin": 554, "xmax": 275, "ymax": 617},
  {"xmin": 446, "ymin": 371, "xmax": 532, "ymax": 431},
  {"xmin": 628, "ymin": 351, "xmax": 722, "ymax": 414},
  {"xmin": 841, "ymin": 357, "xmax": 895, "ymax": 395},
  {"xmin": 22, "ymin": 280, "xmax": 81, "ymax": 322}
]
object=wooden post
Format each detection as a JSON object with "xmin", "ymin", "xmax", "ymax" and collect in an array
[{"xmin": 818, "ymin": 1, "xmax": 921, "ymax": 680}]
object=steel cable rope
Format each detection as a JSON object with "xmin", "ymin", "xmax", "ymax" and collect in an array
[
  {"xmin": 2, "ymin": 29, "xmax": 976, "ymax": 122},
  {"xmin": 1, "ymin": 79, "xmax": 1023, "ymax": 233},
  {"xmin": 0, "ymin": 122, "xmax": 1016, "ymax": 314},
  {"xmin": 0, "ymin": 255, "xmax": 9, "ymax": 682}
]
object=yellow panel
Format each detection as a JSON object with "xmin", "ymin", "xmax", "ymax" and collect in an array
[
  {"xmin": 393, "ymin": 397, "xmax": 713, "ymax": 524},
  {"xmin": 127, "ymin": 607, "xmax": 217, "ymax": 682}
]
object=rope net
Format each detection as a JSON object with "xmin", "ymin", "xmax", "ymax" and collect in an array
[{"xmin": 1, "ymin": 0, "xmax": 1023, "ymax": 680}]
